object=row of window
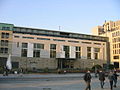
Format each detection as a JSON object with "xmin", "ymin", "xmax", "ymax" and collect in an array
[
  {"xmin": 113, "ymin": 43, "xmax": 120, "ymax": 49},
  {"xmin": 20, "ymin": 43, "xmax": 100, "ymax": 59},
  {"xmin": 2, "ymin": 27, "xmax": 10, "ymax": 30},
  {"xmin": 14, "ymin": 27, "xmax": 107, "ymax": 42},
  {"xmin": 112, "ymin": 29, "xmax": 120, "ymax": 37},
  {"xmin": 113, "ymin": 49, "xmax": 120, "ymax": 54},
  {"xmin": 112, "ymin": 37, "xmax": 120, "ymax": 43},
  {"xmin": 14, "ymin": 35, "xmax": 102, "ymax": 45}
]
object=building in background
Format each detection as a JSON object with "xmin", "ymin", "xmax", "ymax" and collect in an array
[
  {"xmin": 0, "ymin": 23, "xmax": 109, "ymax": 71},
  {"xmin": 92, "ymin": 20, "xmax": 120, "ymax": 69}
]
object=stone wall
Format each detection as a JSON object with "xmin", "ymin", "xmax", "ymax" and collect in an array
[{"xmin": 11, "ymin": 56, "xmax": 106, "ymax": 70}]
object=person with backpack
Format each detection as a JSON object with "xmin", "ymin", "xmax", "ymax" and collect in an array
[
  {"xmin": 84, "ymin": 70, "xmax": 92, "ymax": 90},
  {"xmin": 98, "ymin": 70, "xmax": 105, "ymax": 88}
]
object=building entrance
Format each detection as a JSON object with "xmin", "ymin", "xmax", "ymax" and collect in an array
[
  {"xmin": 57, "ymin": 58, "xmax": 75, "ymax": 69},
  {"xmin": 114, "ymin": 62, "xmax": 119, "ymax": 69}
]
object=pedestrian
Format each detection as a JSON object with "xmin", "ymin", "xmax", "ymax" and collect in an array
[
  {"xmin": 108, "ymin": 71, "xmax": 114, "ymax": 90},
  {"xmin": 113, "ymin": 70, "xmax": 119, "ymax": 87},
  {"xmin": 3, "ymin": 66, "xmax": 8, "ymax": 76},
  {"xmin": 83, "ymin": 70, "xmax": 92, "ymax": 90},
  {"xmin": 19, "ymin": 68, "xmax": 23, "ymax": 77},
  {"xmin": 98, "ymin": 70, "xmax": 105, "ymax": 88}
]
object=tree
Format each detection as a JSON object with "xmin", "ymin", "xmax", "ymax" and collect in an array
[
  {"xmin": 92, "ymin": 64, "xmax": 102, "ymax": 70},
  {"xmin": 108, "ymin": 64, "xmax": 114, "ymax": 70}
]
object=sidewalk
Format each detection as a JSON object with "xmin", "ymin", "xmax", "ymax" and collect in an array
[{"xmin": 0, "ymin": 73, "xmax": 120, "ymax": 90}]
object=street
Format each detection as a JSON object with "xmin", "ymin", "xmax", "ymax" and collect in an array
[{"xmin": 0, "ymin": 73, "xmax": 120, "ymax": 90}]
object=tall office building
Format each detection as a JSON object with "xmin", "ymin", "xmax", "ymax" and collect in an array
[
  {"xmin": 92, "ymin": 20, "xmax": 120, "ymax": 69},
  {"xmin": 0, "ymin": 23, "xmax": 109, "ymax": 70}
]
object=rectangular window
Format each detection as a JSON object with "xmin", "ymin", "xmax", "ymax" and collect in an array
[
  {"xmin": 75, "ymin": 46, "xmax": 81, "ymax": 58},
  {"xmin": 94, "ymin": 53, "xmax": 98, "ymax": 59},
  {"xmin": 14, "ymin": 35, "xmax": 20, "ymax": 38},
  {"xmin": 1, "ymin": 32, "xmax": 9, "ymax": 38},
  {"xmin": 0, "ymin": 48, "xmax": 8, "ymax": 53},
  {"xmin": 21, "ymin": 43, "xmax": 28, "ymax": 57},
  {"xmin": 22, "ymin": 36, "xmax": 34, "ymax": 39},
  {"xmin": 37, "ymin": 38, "xmax": 50, "ymax": 40},
  {"xmin": 34, "ymin": 43, "xmax": 44, "ymax": 49},
  {"xmin": 64, "ymin": 46, "xmax": 69, "ymax": 58},
  {"xmin": 22, "ymin": 43, "xmax": 28, "ymax": 48},
  {"xmin": 94, "ymin": 48, "xmax": 100, "ymax": 59},
  {"xmin": 50, "ymin": 44, "xmax": 56, "ymax": 58},
  {"xmin": 21, "ymin": 49, "xmax": 27, "ymax": 57},
  {"xmin": 53, "ymin": 39, "xmax": 65, "ymax": 42},
  {"xmin": 33, "ymin": 50, "xmax": 40, "ymax": 57},
  {"xmin": 2, "ymin": 27, "xmax": 10, "ymax": 30},
  {"xmin": 1, "ymin": 40, "xmax": 8, "ymax": 46},
  {"xmin": 17, "ymin": 42, "xmax": 19, "ymax": 47},
  {"xmin": 114, "ymin": 56, "xmax": 119, "ymax": 59},
  {"xmin": 87, "ymin": 47, "xmax": 91, "ymax": 59},
  {"xmin": 33, "ymin": 43, "xmax": 44, "ymax": 57}
]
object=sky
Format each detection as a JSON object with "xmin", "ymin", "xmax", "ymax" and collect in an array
[{"xmin": 0, "ymin": 0, "xmax": 120, "ymax": 34}]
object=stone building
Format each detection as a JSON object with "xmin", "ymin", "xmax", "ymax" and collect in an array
[
  {"xmin": 92, "ymin": 20, "xmax": 120, "ymax": 69},
  {"xmin": 0, "ymin": 23, "xmax": 109, "ymax": 70}
]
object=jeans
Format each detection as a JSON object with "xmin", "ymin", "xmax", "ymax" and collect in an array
[
  {"xmin": 85, "ymin": 81, "xmax": 91, "ymax": 90},
  {"xmin": 100, "ymin": 81, "xmax": 104, "ymax": 88},
  {"xmin": 113, "ymin": 79, "xmax": 117, "ymax": 87},
  {"xmin": 110, "ymin": 81, "xmax": 113, "ymax": 90}
]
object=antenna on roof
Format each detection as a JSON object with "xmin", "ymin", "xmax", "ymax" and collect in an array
[
  {"xmin": 105, "ymin": 20, "xmax": 106, "ymax": 23},
  {"xmin": 59, "ymin": 26, "xmax": 61, "ymax": 30}
]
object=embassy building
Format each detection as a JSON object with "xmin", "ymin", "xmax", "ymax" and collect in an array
[{"xmin": 0, "ymin": 23, "xmax": 109, "ymax": 71}]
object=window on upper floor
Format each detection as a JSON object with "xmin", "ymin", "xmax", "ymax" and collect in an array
[
  {"xmin": 50, "ymin": 44, "xmax": 56, "ymax": 58},
  {"xmin": 87, "ymin": 47, "xmax": 91, "ymax": 59},
  {"xmin": 1, "ymin": 40, "xmax": 8, "ymax": 46},
  {"xmin": 63, "ymin": 45, "xmax": 70, "ymax": 58},
  {"xmin": 94, "ymin": 48, "xmax": 100, "ymax": 59},
  {"xmin": 75, "ymin": 46, "xmax": 81, "ymax": 59},
  {"xmin": 33, "ymin": 43, "xmax": 44, "ymax": 57},
  {"xmin": 2, "ymin": 27, "xmax": 10, "ymax": 30},
  {"xmin": 0, "ymin": 48, "xmax": 8, "ymax": 54},
  {"xmin": 1, "ymin": 32, "xmax": 9, "ymax": 39},
  {"xmin": 21, "ymin": 43, "xmax": 28, "ymax": 57}
]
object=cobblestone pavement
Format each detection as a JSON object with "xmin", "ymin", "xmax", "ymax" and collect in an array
[{"xmin": 0, "ymin": 73, "xmax": 120, "ymax": 90}]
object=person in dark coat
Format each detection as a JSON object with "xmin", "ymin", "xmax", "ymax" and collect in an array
[
  {"xmin": 113, "ymin": 70, "xmax": 119, "ymax": 87},
  {"xmin": 84, "ymin": 70, "xmax": 92, "ymax": 90},
  {"xmin": 108, "ymin": 71, "xmax": 114, "ymax": 90},
  {"xmin": 99, "ymin": 70, "xmax": 105, "ymax": 88}
]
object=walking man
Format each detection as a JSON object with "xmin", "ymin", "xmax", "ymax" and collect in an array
[
  {"xmin": 113, "ymin": 70, "xmax": 119, "ymax": 87},
  {"xmin": 99, "ymin": 70, "xmax": 105, "ymax": 88},
  {"xmin": 84, "ymin": 70, "xmax": 92, "ymax": 90},
  {"xmin": 108, "ymin": 71, "xmax": 114, "ymax": 90}
]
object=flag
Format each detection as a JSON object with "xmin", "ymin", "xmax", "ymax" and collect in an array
[{"xmin": 6, "ymin": 54, "xmax": 12, "ymax": 70}]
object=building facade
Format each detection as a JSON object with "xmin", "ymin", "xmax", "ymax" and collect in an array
[
  {"xmin": 92, "ymin": 20, "xmax": 120, "ymax": 69},
  {"xmin": 0, "ymin": 23, "xmax": 109, "ymax": 70}
]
